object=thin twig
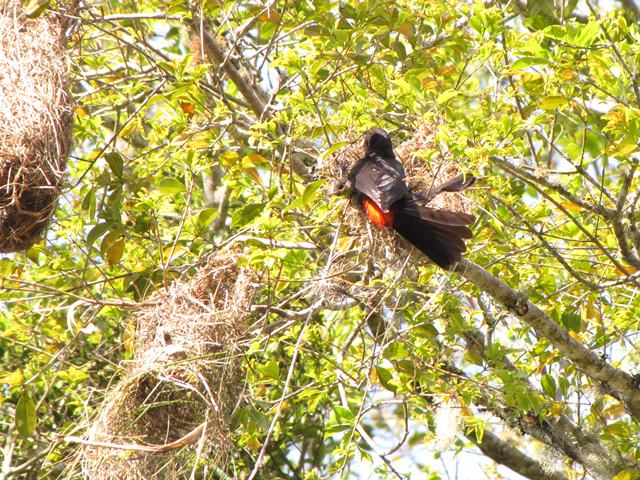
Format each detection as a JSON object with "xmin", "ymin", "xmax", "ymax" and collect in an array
[{"xmin": 64, "ymin": 422, "xmax": 205, "ymax": 454}]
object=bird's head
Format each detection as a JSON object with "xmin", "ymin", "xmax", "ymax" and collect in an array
[{"xmin": 363, "ymin": 128, "xmax": 395, "ymax": 158}]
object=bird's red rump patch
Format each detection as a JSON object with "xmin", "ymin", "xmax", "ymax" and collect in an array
[{"xmin": 362, "ymin": 197, "xmax": 394, "ymax": 228}]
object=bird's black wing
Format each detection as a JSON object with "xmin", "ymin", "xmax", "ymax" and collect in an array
[
  {"xmin": 392, "ymin": 196, "xmax": 475, "ymax": 269},
  {"xmin": 348, "ymin": 154, "xmax": 408, "ymax": 211}
]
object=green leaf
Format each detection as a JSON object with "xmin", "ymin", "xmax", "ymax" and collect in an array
[
  {"xmin": 247, "ymin": 341, "xmax": 261, "ymax": 355},
  {"xmin": 333, "ymin": 405, "xmax": 354, "ymax": 422},
  {"xmin": 24, "ymin": 0, "xmax": 51, "ymax": 18},
  {"xmin": 540, "ymin": 96, "xmax": 568, "ymax": 110},
  {"xmin": 232, "ymin": 203, "xmax": 265, "ymax": 228},
  {"xmin": 561, "ymin": 310, "xmax": 582, "ymax": 333},
  {"xmin": 197, "ymin": 208, "xmax": 219, "ymax": 228},
  {"xmin": 87, "ymin": 223, "xmax": 110, "ymax": 246},
  {"xmin": 465, "ymin": 417, "xmax": 485, "ymax": 442},
  {"xmin": 158, "ymin": 178, "xmax": 185, "ymax": 195},
  {"xmin": 298, "ymin": 388, "xmax": 322, "ymax": 399},
  {"xmin": 613, "ymin": 469, "xmax": 640, "ymax": 480},
  {"xmin": 376, "ymin": 366, "xmax": 396, "ymax": 393},
  {"xmin": 15, "ymin": 391, "xmax": 37, "ymax": 438},
  {"xmin": 319, "ymin": 141, "xmax": 349, "ymax": 162},
  {"xmin": 384, "ymin": 342, "xmax": 410, "ymax": 361},
  {"xmin": 100, "ymin": 230, "xmax": 121, "ymax": 256},
  {"xmin": 469, "ymin": 15, "xmax": 483, "ymax": 34},
  {"xmin": 157, "ymin": 60, "xmax": 176, "ymax": 74},
  {"xmin": 26, "ymin": 243, "xmax": 43, "ymax": 264},
  {"xmin": 557, "ymin": 376, "xmax": 569, "ymax": 398},
  {"xmin": 564, "ymin": 0, "xmax": 579, "ymax": 16},
  {"xmin": 105, "ymin": 152, "xmax": 124, "ymax": 178},
  {"xmin": 81, "ymin": 187, "xmax": 97, "ymax": 220},
  {"xmin": 58, "ymin": 366, "xmax": 89, "ymax": 384},
  {"xmin": 575, "ymin": 21, "xmax": 600, "ymax": 47},
  {"xmin": 542, "ymin": 25, "xmax": 566, "ymax": 41},
  {"xmin": 324, "ymin": 422, "xmax": 352, "ymax": 436},
  {"xmin": 511, "ymin": 57, "xmax": 549, "ymax": 70},
  {"xmin": 303, "ymin": 179, "xmax": 326, "ymax": 206},
  {"xmin": 304, "ymin": 24, "xmax": 325, "ymax": 36},
  {"xmin": 282, "ymin": 196, "xmax": 304, "ymax": 213},
  {"xmin": 413, "ymin": 323, "xmax": 439, "ymax": 340},
  {"xmin": 105, "ymin": 239, "xmax": 125, "ymax": 268},
  {"xmin": 527, "ymin": 0, "xmax": 557, "ymax": 20},
  {"xmin": 308, "ymin": 392, "xmax": 325, "ymax": 414},
  {"xmin": 437, "ymin": 89, "xmax": 460, "ymax": 105},
  {"xmin": 393, "ymin": 40, "xmax": 406, "ymax": 60},
  {"xmin": 298, "ymin": 388, "xmax": 325, "ymax": 413},
  {"xmin": 564, "ymin": 142, "xmax": 582, "ymax": 160},
  {"xmin": 0, "ymin": 258, "xmax": 13, "ymax": 276},
  {"xmin": 541, "ymin": 374, "xmax": 557, "ymax": 397},
  {"xmin": 0, "ymin": 371, "xmax": 24, "ymax": 385},
  {"xmin": 257, "ymin": 360, "xmax": 279, "ymax": 383}
]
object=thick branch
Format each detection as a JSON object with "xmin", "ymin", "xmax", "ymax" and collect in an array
[
  {"xmin": 619, "ymin": 0, "xmax": 640, "ymax": 20},
  {"xmin": 188, "ymin": 17, "xmax": 311, "ymax": 179},
  {"xmin": 455, "ymin": 259, "xmax": 640, "ymax": 419},
  {"xmin": 612, "ymin": 163, "xmax": 640, "ymax": 269},
  {"xmin": 468, "ymin": 429, "xmax": 568, "ymax": 480},
  {"xmin": 411, "ymin": 352, "xmax": 625, "ymax": 476},
  {"xmin": 463, "ymin": 323, "xmax": 630, "ymax": 477},
  {"xmin": 342, "ymin": 284, "xmax": 630, "ymax": 477},
  {"xmin": 190, "ymin": 17, "xmax": 268, "ymax": 119}
]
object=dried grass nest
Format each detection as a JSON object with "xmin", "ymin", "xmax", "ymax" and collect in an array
[
  {"xmin": 0, "ymin": 2, "xmax": 72, "ymax": 252},
  {"xmin": 80, "ymin": 251, "xmax": 253, "ymax": 479},
  {"xmin": 323, "ymin": 123, "xmax": 475, "ymax": 270}
]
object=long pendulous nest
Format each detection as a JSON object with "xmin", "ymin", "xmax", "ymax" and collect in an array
[
  {"xmin": 323, "ymin": 123, "xmax": 475, "ymax": 271},
  {"xmin": 0, "ymin": 2, "xmax": 72, "ymax": 252},
  {"xmin": 80, "ymin": 251, "xmax": 254, "ymax": 479}
]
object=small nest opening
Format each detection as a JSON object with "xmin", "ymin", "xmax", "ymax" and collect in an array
[
  {"xmin": 324, "ymin": 123, "xmax": 475, "ymax": 270},
  {"xmin": 81, "ymin": 251, "xmax": 254, "ymax": 479},
  {"xmin": 0, "ymin": 2, "xmax": 72, "ymax": 252}
]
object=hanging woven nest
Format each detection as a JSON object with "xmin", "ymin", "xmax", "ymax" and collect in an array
[
  {"xmin": 79, "ymin": 251, "xmax": 254, "ymax": 479},
  {"xmin": 0, "ymin": 1, "xmax": 72, "ymax": 252}
]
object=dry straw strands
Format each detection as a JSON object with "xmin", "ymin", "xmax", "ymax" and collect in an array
[
  {"xmin": 0, "ymin": 1, "xmax": 72, "ymax": 252},
  {"xmin": 79, "ymin": 251, "xmax": 253, "ymax": 479}
]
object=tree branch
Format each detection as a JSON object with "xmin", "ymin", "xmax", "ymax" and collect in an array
[
  {"xmin": 468, "ymin": 429, "xmax": 568, "ymax": 480},
  {"xmin": 189, "ymin": 17, "xmax": 268, "ymax": 120},
  {"xmin": 409, "ymin": 351, "xmax": 625, "ymax": 476},
  {"xmin": 619, "ymin": 0, "xmax": 640, "ymax": 20},
  {"xmin": 585, "ymin": 0, "xmax": 640, "ymax": 104},
  {"xmin": 188, "ymin": 16, "xmax": 311, "ymax": 179},
  {"xmin": 462, "ymin": 318, "xmax": 630, "ymax": 477},
  {"xmin": 491, "ymin": 156, "xmax": 613, "ymax": 217},
  {"xmin": 492, "ymin": 155, "xmax": 640, "ymax": 277},
  {"xmin": 454, "ymin": 258, "xmax": 640, "ymax": 419}
]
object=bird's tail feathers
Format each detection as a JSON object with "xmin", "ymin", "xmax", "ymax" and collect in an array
[{"xmin": 392, "ymin": 202, "xmax": 474, "ymax": 269}]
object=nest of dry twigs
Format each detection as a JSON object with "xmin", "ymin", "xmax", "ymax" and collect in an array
[
  {"xmin": 81, "ymin": 251, "xmax": 253, "ymax": 479},
  {"xmin": 0, "ymin": 1, "xmax": 72, "ymax": 252},
  {"xmin": 324, "ymin": 123, "xmax": 475, "ymax": 271}
]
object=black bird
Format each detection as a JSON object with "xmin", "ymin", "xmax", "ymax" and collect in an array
[{"xmin": 347, "ymin": 128, "xmax": 475, "ymax": 269}]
